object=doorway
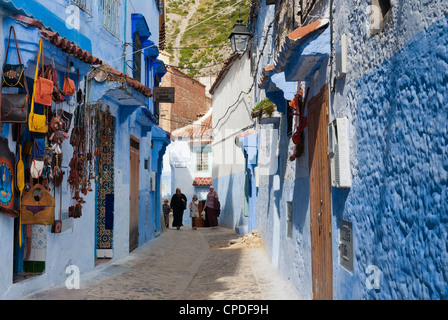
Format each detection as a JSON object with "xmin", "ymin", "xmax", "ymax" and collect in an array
[
  {"xmin": 307, "ymin": 84, "xmax": 333, "ymax": 300},
  {"xmin": 129, "ymin": 136, "xmax": 140, "ymax": 252}
]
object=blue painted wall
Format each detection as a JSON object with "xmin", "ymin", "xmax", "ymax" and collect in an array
[
  {"xmin": 239, "ymin": 133, "xmax": 258, "ymax": 233},
  {"xmin": 213, "ymin": 172, "xmax": 247, "ymax": 230},
  {"xmin": 333, "ymin": 14, "xmax": 448, "ymax": 300},
  {"xmin": 253, "ymin": 1, "xmax": 448, "ymax": 300},
  {"xmin": 210, "ymin": 0, "xmax": 448, "ymax": 300}
]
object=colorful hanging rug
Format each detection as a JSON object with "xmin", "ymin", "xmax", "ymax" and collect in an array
[{"xmin": 95, "ymin": 108, "xmax": 115, "ymax": 255}]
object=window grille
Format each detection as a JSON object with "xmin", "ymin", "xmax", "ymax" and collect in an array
[
  {"xmin": 196, "ymin": 151, "xmax": 209, "ymax": 172},
  {"xmin": 70, "ymin": 0, "xmax": 92, "ymax": 15},
  {"xmin": 100, "ymin": 0, "xmax": 121, "ymax": 38},
  {"xmin": 133, "ymin": 31, "xmax": 142, "ymax": 82}
]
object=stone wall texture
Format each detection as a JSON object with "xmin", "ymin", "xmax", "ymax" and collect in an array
[{"xmin": 332, "ymin": 1, "xmax": 448, "ymax": 299}]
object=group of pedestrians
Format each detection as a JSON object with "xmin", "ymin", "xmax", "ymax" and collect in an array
[{"xmin": 162, "ymin": 186, "xmax": 220, "ymax": 230}]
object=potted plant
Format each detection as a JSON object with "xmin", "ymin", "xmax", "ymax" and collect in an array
[{"xmin": 252, "ymin": 98, "xmax": 276, "ymax": 118}]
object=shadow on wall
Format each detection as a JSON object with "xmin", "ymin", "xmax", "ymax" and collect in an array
[
  {"xmin": 332, "ymin": 188, "xmax": 350, "ymax": 228},
  {"xmin": 218, "ymin": 173, "xmax": 235, "ymax": 228},
  {"xmin": 293, "ymin": 177, "xmax": 310, "ymax": 233}
]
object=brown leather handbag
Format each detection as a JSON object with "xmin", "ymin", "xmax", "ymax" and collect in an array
[
  {"xmin": 0, "ymin": 26, "xmax": 30, "ymax": 123},
  {"xmin": 1, "ymin": 26, "xmax": 26, "ymax": 89},
  {"xmin": 21, "ymin": 184, "xmax": 55, "ymax": 225}
]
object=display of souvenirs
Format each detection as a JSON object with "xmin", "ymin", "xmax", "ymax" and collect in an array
[
  {"xmin": 49, "ymin": 115, "xmax": 69, "ymax": 154},
  {"xmin": 0, "ymin": 30, "xmax": 115, "ymax": 256},
  {"xmin": 0, "ymin": 46, "xmax": 95, "ymax": 227}
]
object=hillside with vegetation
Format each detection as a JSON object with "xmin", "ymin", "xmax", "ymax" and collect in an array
[{"xmin": 165, "ymin": 0, "xmax": 251, "ymax": 78}]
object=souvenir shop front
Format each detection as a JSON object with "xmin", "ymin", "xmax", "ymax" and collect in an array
[{"xmin": 0, "ymin": 15, "xmax": 103, "ymax": 298}]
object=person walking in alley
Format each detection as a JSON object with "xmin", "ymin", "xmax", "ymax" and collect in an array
[
  {"xmin": 162, "ymin": 199, "xmax": 170, "ymax": 228},
  {"xmin": 189, "ymin": 195, "xmax": 199, "ymax": 230},
  {"xmin": 170, "ymin": 188, "xmax": 187, "ymax": 230},
  {"xmin": 204, "ymin": 186, "xmax": 220, "ymax": 228}
]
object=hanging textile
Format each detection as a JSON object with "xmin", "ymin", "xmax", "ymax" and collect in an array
[{"xmin": 95, "ymin": 107, "xmax": 115, "ymax": 252}]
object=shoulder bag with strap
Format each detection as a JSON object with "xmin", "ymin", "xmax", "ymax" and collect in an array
[
  {"xmin": 29, "ymin": 39, "xmax": 52, "ymax": 133},
  {"xmin": 0, "ymin": 26, "xmax": 30, "ymax": 123}
]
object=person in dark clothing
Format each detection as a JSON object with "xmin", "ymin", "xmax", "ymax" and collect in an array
[
  {"xmin": 162, "ymin": 199, "xmax": 170, "ymax": 228},
  {"xmin": 204, "ymin": 186, "xmax": 220, "ymax": 228},
  {"xmin": 170, "ymin": 188, "xmax": 187, "ymax": 230}
]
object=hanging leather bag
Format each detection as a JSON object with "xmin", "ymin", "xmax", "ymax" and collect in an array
[
  {"xmin": 1, "ymin": 26, "xmax": 26, "ymax": 89},
  {"xmin": 59, "ymin": 110, "xmax": 73, "ymax": 132},
  {"xmin": 63, "ymin": 58, "xmax": 75, "ymax": 96},
  {"xmin": 29, "ymin": 40, "xmax": 50, "ymax": 133},
  {"xmin": 31, "ymin": 137, "xmax": 46, "ymax": 160},
  {"xmin": 49, "ymin": 62, "xmax": 66, "ymax": 104},
  {"xmin": 30, "ymin": 159, "xmax": 44, "ymax": 179},
  {"xmin": 33, "ymin": 40, "xmax": 53, "ymax": 107},
  {"xmin": 21, "ymin": 184, "xmax": 55, "ymax": 225},
  {"xmin": 0, "ymin": 26, "xmax": 30, "ymax": 123}
]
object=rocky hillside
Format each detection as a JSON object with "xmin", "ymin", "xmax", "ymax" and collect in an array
[{"xmin": 165, "ymin": 0, "xmax": 251, "ymax": 78}]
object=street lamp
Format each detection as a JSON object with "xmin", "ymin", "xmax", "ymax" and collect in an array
[{"xmin": 228, "ymin": 19, "xmax": 253, "ymax": 55}]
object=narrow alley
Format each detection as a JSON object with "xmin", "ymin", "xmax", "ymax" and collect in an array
[{"xmin": 22, "ymin": 224, "xmax": 300, "ymax": 300}]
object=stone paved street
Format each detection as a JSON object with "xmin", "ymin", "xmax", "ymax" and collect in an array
[{"xmin": 23, "ymin": 225, "xmax": 301, "ymax": 300}]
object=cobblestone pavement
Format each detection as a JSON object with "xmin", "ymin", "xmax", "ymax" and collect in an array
[{"xmin": 23, "ymin": 225, "xmax": 301, "ymax": 300}]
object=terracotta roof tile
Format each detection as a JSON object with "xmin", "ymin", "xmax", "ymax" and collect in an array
[
  {"xmin": 273, "ymin": 18, "xmax": 329, "ymax": 75},
  {"xmin": 13, "ymin": 14, "xmax": 103, "ymax": 65},
  {"xmin": 286, "ymin": 19, "xmax": 329, "ymax": 41},
  {"xmin": 89, "ymin": 63, "xmax": 153, "ymax": 97},
  {"xmin": 193, "ymin": 177, "xmax": 212, "ymax": 186},
  {"xmin": 258, "ymin": 64, "xmax": 274, "ymax": 89},
  {"xmin": 171, "ymin": 109, "xmax": 212, "ymax": 139},
  {"xmin": 13, "ymin": 15, "xmax": 154, "ymax": 97}
]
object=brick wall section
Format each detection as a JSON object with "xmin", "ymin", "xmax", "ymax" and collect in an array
[{"xmin": 160, "ymin": 66, "xmax": 212, "ymax": 132}]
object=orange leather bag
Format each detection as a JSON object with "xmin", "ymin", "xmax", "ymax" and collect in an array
[
  {"xmin": 63, "ymin": 57, "xmax": 75, "ymax": 96},
  {"xmin": 33, "ymin": 40, "xmax": 53, "ymax": 106},
  {"xmin": 29, "ymin": 40, "xmax": 50, "ymax": 133},
  {"xmin": 63, "ymin": 77, "xmax": 75, "ymax": 96}
]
